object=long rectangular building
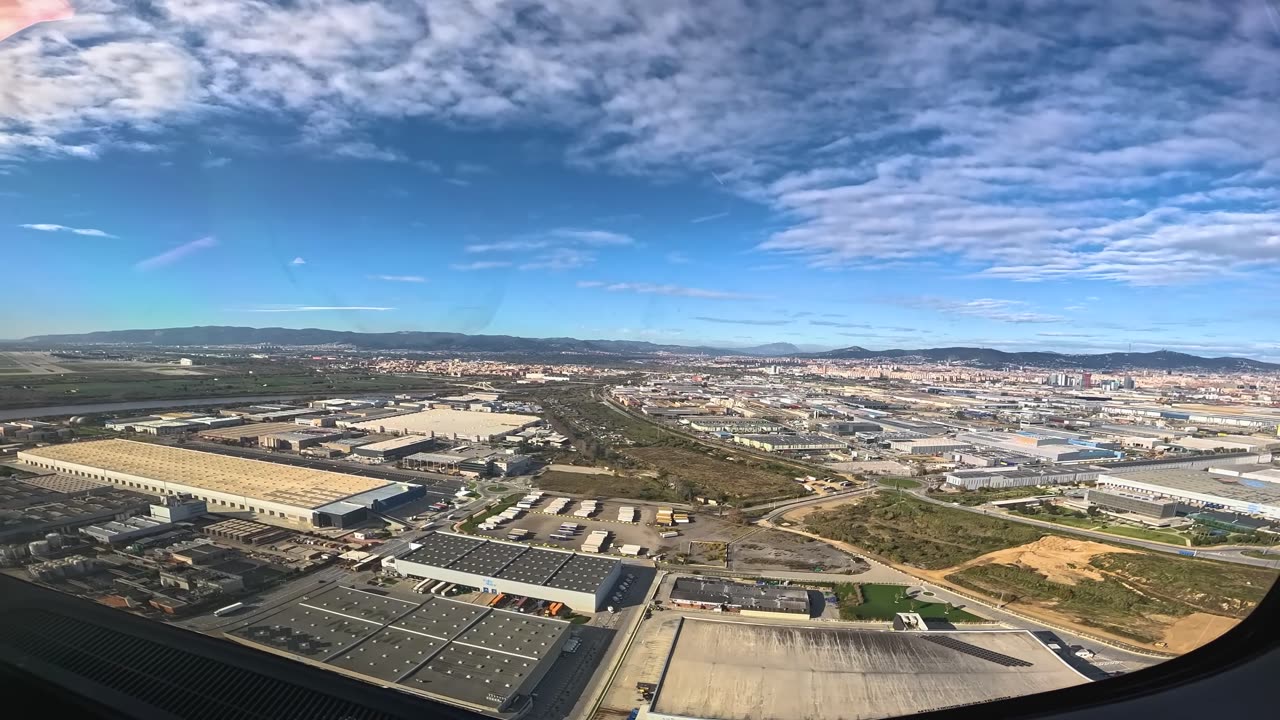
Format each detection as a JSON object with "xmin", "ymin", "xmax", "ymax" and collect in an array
[
  {"xmin": 392, "ymin": 531, "xmax": 621, "ymax": 611},
  {"xmin": 18, "ymin": 440, "xmax": 422, "ymax": 528},
  {"xmin": 1097, "ymin": 468, "xmax": 1280, "ymax": 520}
]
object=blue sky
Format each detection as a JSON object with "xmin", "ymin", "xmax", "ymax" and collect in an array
[{"xmin": 1, "ymin": 0, "xmax": 1278, "ymax": 358}]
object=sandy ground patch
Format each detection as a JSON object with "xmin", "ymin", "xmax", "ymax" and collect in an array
[
  {"xmin": 780, "ymin": 495, "xmax": 869, "ymax": 523},
  {"xmin": 1161, "ymin": 613, "xmax": 1240, "ymax": 654},
  {"xmin": 951, "ymin": 535, "xmax": 1139, "ymax": 585}
]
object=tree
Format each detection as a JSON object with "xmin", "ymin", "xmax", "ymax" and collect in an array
[{"xmin": 725, "ymin": 508, "xmax": 747, "ymax": 525}]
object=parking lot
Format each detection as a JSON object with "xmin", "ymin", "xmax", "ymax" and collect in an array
[{"xmin": 472, "ymin": 498, "xmax": 666, "ymax": 555}]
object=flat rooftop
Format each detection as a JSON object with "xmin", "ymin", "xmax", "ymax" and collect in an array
[
  {"xmin": 670, "ymin": 577, "xmax": 810, "ymax": 615},
  {"xmin": 20, "ymin": 440, "xmax": 393, "ymax": 510},
  {"xmin": 399, "ymin": 531, "xmax": 616, "ymax": 595},
  {"xmin": 651, "ymin": 619, "xmax": 1084, "ymax": 720},
  {"xmin": 196, "ymin": 421, "xmax": 303, "ymax": 440},
  {"xmin": 348, "ymin": 408, "xmax": 540, "ymax": 438},
  {"xmin": 232, "ymin": 586, "xmax": 568, "ymax": 711},
  {"xmin": 1102, "ymin": 468, "xmax": 1280, "ymax": 507}
]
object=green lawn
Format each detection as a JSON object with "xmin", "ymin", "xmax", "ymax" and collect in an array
[
  {"xmin": 460, "ymin": 494, "xmax": 522, "ymax": 533},
  {"xmin": 1011, "ymin": 509, "xmax": 1188, "ymax": 545},
  {"xmin": 485, "ymin": 484, "xmax": 510, "ymax": 493},
  {"xmin": 1242, "ymin": 549, "xmax": 1280, "ymax": 560},
  {"xmin": 835, "ymin": 583, "xmax": 982, "ymax": 621},
  {"xmin": 1096, "ymin": 524, "xmax": 1189, "ymax": 546},
  {"xmin": 880, "ymin": 477, "xmax": 921, "ymax": 490}
]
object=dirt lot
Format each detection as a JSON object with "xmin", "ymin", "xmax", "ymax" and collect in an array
[
  {"xmin": 730, "ymin": 529, "xmax": 870, "ymax": 574},
  {"xmin": 779, "ymin": 495, "xmax": 873, "ymax": 523},
  {"xmin": 1161, "ymin": 612, "xmax": 1239, "ymax": 653},
  {"xmin": 687, "ymin": 540, "xmax": 728, "ymax": 566},
  {"xmin": 535, "ymin": 470, "xmax": 669, "ymax": 500}
]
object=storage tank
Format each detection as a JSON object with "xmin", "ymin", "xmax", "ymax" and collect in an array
[
  {"xmin": 28, "ymin": 540, "xmax": 52, "ymax": 557},
  {"xmin": 45, "ymin": 533, "xmax": 63, "ymax": 549}
]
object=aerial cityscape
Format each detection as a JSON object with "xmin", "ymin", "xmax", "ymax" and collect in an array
[
  {"xmin": 0, "ymin": 335, "xmax": 1277, "ymax": 719},
  {"xmin": 3, "ymin": 0, "xmax": 1279, "ymax": 718}
]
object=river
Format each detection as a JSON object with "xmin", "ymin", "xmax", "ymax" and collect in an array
[{"xmin": 0, "ymin": 394, "xmax": 314, "ymax": 421}]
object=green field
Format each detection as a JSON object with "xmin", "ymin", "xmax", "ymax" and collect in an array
[
  {"xmin": 1096, "ymin": 524, "xmax": 1189, "ymax": 545},
  {"xmin": 805, "ymin": 494, "xmax": 1046, "ymax": 569},
  {"xmin": 1011, "ymin": 508, "xmax": 1189, "ymax": 545},
  {"xmin": 880, "ymin": 477, "xmax": 921, "ymax": 490},
  {"xmin": 834, "ymin": 583, "xmax": 982, "ymax": 621},
  {"xmin": 485, "ymin": 484, "xmax": 510, "ymax": 493},
  {"xmin": 460, "ymin": 494, "xmax": 522, "ymax": 533},
  {"xmin": 947, "ymin": 553, "xmax": 1277, "ymax": 643},
  {"xmin": 0, "ymin": 365, "xmax": 456, "ymax": 409}
]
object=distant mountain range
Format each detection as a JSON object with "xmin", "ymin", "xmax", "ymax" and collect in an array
[{"xmin": 12, "ymin": 326, "xmax": 1278, "ymax": 371}]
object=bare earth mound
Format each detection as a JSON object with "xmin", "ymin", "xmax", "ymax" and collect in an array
[{"xmin": 954, "ymin": 535, "xmax": 1138, "ymax": 585}]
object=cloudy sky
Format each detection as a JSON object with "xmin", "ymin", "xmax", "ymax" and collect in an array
[{"xmin": 2, "ymin": 0, "xmax": 1278, "ymax": 358}]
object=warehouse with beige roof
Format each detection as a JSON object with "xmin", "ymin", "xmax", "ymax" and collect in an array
[{"xmin": 18, "ymin": 440, "xmax": 423, "ymax": 528}]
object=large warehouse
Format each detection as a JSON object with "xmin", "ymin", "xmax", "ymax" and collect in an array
[
  {"xmin": 231, "ymin": 585, "xmax": 569, "ymax": 716},
  {"xmin": 647, "ymin": 619, "xmax": 1085, "ymax": 720},
  {"xmin": 18, "ymin": 440, "xmax": 423, "ymax": 528},
  {"xmin": 345, "ymin": 408, "xmax": 542, "ymax": 442},
  {"xmin": 392, "ymin": 531, "xmax": 621, "ymax": 611},
  {"xmin": 1096, "ymin": 468, "xmax": 1280, "ymax": 520}
]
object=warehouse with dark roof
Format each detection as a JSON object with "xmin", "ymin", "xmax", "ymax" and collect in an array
[
  {"xmin": 668, "ymin": 577, "xmax": 811, "ymax": 619},
  {"xmin": 230, "ymin": 585, "xmax": 569, "ymax": 717},
  {"xmin": 391, "ymin": 531, "xmax": 622, "ymax": 611}
]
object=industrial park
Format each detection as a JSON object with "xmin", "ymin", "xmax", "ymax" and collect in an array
[{"xmin": 0, "ymin": 343, "xmax": 1278, "ymax": 720}]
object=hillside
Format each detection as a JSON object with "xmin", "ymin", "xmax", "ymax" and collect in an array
[{"xmin": 12, "ymin": 326, "xmax": 1278, "ymax": 370}]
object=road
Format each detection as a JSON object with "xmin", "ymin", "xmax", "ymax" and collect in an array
[{"xmin": 901, "ymin": 486, "xmax": 1280, "ymax": 569}]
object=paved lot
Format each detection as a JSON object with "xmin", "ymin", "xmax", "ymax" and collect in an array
[{"xmin": 475, "ymin": 500, "xmax": 662, "ymax": 553}]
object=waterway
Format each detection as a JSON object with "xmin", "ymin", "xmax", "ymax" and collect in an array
[{"xmin": 0, "ymin": 394, "xmax": 312, "ymax": 421}]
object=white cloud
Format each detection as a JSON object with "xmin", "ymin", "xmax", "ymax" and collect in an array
[
  {"xmin": 1, "ymin": 1, "xmax": 1276, "ymax": 288},
  {"xmin": 245, "ymin": 305, "xmax": 395, "ymax": 313},
  {"xmin": 451, "ymin": 260, "xmax": 512, "ymax": 271},
  {"xmin": 444, "ymin": 177, "xmax": 471, "ymax": 187},
  {"xmin": 691, "ymin": 211, "xmax": 729, "ymax": 224},
  {"xmin": 909, "ymin": 297, "xmax": 1064, "ymax": 324},
  {"xmin": 519, "ymin": 247, "xmax": 593, "ymax": 271},
  {"xmin": 19, "ymin": 223, "xmax": 117, "ymax": 238},
  {"xmin": 290, "ymin": 256, "xmax": 306, "ymax": 265},
  {"xmin": 368, "ymin": 274, "xmax": 425, "ymax": 283},
  {"xmin": 665, "ymin": 251, "xmax": 691, "ymax": 264},
  {"xmin": 694, "ymin": 316, "xmax": 788, "ymax": 326},
  {"xmin": 577, "ymin": 280, "xmax": 762, "ymax": 300},
  {"xmin": 135, "ymin": 235, "xmax": 217, "ymax": 271},
  {"xmin": 548, "ymin": 228, "xmax": 634, "ymax": 246}
]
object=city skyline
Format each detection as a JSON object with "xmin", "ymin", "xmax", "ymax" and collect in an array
[{"xmin": 2, "ymin": 1, "xmax": 1278, "ymax": 359}]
